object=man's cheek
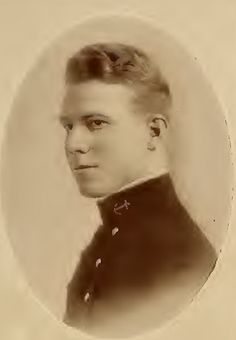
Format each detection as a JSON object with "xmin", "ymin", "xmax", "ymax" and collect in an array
[{"xmin": 95, "ymin": 140, "xmax": 114, "ymax": 155}]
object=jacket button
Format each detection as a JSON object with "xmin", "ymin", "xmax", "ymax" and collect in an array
[
  {"xmin": 84, "ymin": 292, "xmax": 91, "ymax": 303},
  {"xmin": 112, "ymin": 227, "xmax": 119, "ymax": 236},
  {"xmin": 95, "ymin": 258, "xmax": 102, "ymax": 267}
]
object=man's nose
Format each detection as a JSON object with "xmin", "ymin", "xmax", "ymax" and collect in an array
[{"xmin": 66, "ymin": 125, "xmax": 91, "ymax": 154}]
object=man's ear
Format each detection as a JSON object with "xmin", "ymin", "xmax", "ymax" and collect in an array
[
  {"xmin": 147, "ymin": 114, "xmax": 168, "ymax": 151},
  {"xmin": 149, "ymin": 114, "xmax": 168, "ymax": 136}
]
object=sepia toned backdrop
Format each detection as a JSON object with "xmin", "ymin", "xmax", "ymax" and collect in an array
[{"xmin": 0, "ymin": 1, "xmax": 235, "ymax": 340}]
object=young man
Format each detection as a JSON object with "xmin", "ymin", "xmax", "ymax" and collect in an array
[{"xmin": 59, "ymin": 43, "xmax": 217, "ymax": 335}]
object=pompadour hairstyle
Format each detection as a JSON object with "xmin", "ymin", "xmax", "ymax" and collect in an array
[{"xmin": 65, "ymin": 43, "xmax": 172, "ymax": 118}]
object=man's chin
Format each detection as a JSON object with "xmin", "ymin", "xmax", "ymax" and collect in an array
[{"xmin": 77, "ymin": 182, "xmax": 107, "ymax": 198}]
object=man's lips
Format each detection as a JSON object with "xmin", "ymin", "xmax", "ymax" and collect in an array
[{"xmin": 73, "ymin": 165, "xmax": 98, "ymax": 171}]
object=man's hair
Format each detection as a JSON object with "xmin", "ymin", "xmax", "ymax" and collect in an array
[{"xmin": 65, "ymin": 43, "xmax": 172, "ymax": 118}]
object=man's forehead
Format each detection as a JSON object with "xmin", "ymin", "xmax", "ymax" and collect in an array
[{"xmin": 62, "ymin": 80, "xmax": 137, "ymax": 117}]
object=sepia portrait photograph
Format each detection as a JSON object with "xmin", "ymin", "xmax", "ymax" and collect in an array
[{"xmin": 0, "ymin": 14, "xmax": 234, "ymax": 338}]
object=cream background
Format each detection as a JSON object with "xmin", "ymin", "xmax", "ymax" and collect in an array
[
  {"xmin": 0, "ymin": 1, "xmax": 235, "ymax": 340},
  {"xmin": 0, "ymin": 11, "xmax": 233, "ymax": 325}
]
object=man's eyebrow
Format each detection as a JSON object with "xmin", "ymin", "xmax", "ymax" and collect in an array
[
  {"xmin": 58, "ymin": 114, "xmax": 70, "ymax": 123},
  {"xmin": 80, "ymin": 112, "xmax": 110, "ymax": 120},
  {"xmin": 58, "ymin": 112, "xmax": 111, "ymax": 123}
]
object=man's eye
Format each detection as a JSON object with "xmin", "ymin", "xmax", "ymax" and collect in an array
[
  {"xmin": 60, "ymin": 116, "xmax": 73, "ymax": 131},
  {"xmin": 64, "ymin": 123, "xmax": 73, "ymax": 131},
  {"xmin": 88, "ymin": 119, "xmax": 108, "ymax": 130}
]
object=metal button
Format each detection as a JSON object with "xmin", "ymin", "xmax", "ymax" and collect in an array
[
  {"xmin": 95, "ymin": 258, "xmax": 102, "ymax": 267},
  {"xmin": 112, "ymin": 227, "xmax": 119, "ymax": 236},
  {"xmin": 84, "ymin": 292, "xmax": 91, "ymax": 303}
]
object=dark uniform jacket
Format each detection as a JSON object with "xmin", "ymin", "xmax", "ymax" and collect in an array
[{"xmin": 64, "ymin": 173, "xmax": 217, "ymax": 334}]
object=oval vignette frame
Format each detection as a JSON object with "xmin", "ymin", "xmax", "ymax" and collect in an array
[{"xmin": 0, "ymin": 13, "xmax": 234, "ymax": 339}]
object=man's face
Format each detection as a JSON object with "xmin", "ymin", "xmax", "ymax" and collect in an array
[{"xmin": 60, "ymin": 80, "xmax": 151, "ymax": 198}]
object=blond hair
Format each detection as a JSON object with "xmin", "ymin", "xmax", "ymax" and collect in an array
[{"xmin": 65, "ymin": 43, "xmax": 171, "ymax": 118}]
